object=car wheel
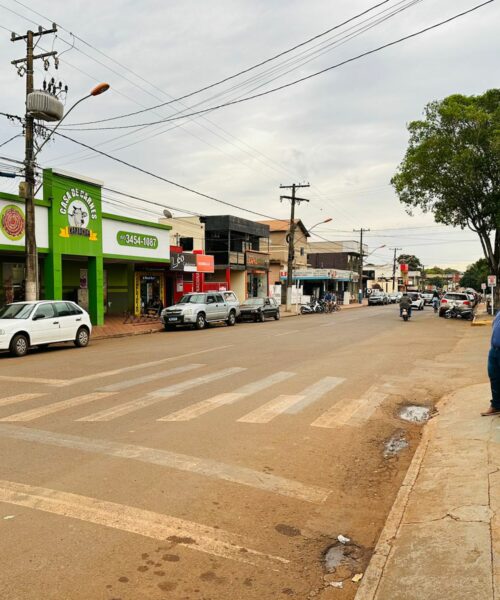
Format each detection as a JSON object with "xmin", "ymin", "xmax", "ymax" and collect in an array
[
  {"xmin": 227, "ymin": 311, "xmax": 236, "ymax": 326},
  {"xmin": 74, "ymin": 326, "xmax": 90, "ymax": 347},
  {"xmin": 195, "ymin": 313, "xmax": 206, "ymax": 330},
  {"xmin": 274, "ymin": 311, "xmax": 280, "ymax": 320},
  {"xmin": 10, "ymin": 333, "xmax": 29, "ymax": 357},
  {"xmin": 259, "ymin": 311, "xmax": 265, "ymax": 322}
]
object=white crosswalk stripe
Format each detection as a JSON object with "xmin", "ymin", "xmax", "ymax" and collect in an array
[
  {"xmin": 0, "ymin": 393, "xmax": 47, "ymax": 408},
  {"xmin": 238, "ymin": 377, "xmax": 345, "ymax": 424},
  {"xmin": 98, "ymin": 364, "xmax": 204, "ymax": 392},
  {"xmin": 77, "ymin": 367, "xmax": 246, "ymax": 422},
  {"xmin": 0, "ymin": 392, "xmax": 117, "ymax": 422},
  {"xmin": 311, "ymin": 386, "xmax": 387, "ymax": 428},
  {"xmin": 158, "ymin": 371, "xmax": 294, "ymax": 422}
]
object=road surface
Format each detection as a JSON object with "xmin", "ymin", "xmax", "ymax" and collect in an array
[{"xmin": 0, "ymin": 305, "xmax": 488, "ymax": 599}]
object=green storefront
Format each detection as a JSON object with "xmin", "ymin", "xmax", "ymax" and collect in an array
[{"xmin": 0, "ymin": 168, "xmax": 171, "ymax": 324}]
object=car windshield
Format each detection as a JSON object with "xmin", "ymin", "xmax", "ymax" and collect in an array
[
  {"xmin": 242, "ymin": 298, "xmax": 264, "ymax": 306},
  {"xmin": 178, "ymin": 294, "xmax": 206, "ymax": 304},
  {"xmin": 0, "ymin": 303, "xmax": 35, "ymax": 319},
  {"xmin": 409, "ymin": 294, "xmax": 419, "ymax": 300}
]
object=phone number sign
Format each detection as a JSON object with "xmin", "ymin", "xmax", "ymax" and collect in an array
[{"xmin": 117, "ymin": 230, "xmax": 158, "ymax": 249}]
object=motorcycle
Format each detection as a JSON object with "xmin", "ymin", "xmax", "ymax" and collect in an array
[
  {"xmin": 300, "ymin": 299, "xmax": 323, "ymax": 314},
  {"xmin": 401, "ymin": 308, "xmax": 410, "ymax": 322},
  {"xmin": 444, "ymin": 304, "xmax": 474, "ymax": 321}
]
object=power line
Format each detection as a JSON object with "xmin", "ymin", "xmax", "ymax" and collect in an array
[
  {"xmin": 57, "ymin": 1, "xmax": 494, "ymax": 132},
  {"xmin": 45, "ymin": 0, "xmax": 394, "ymax": 127}
]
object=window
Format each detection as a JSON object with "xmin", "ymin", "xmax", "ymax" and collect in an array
[
  {"xmin": 215, "ymin": 294, "xmax": 224, "ymax": 303},
  {"xmin": 54, "ymin": 302, "xmax": 71, "ymax": 317},
  {"xmin": 179, "ymin": 237, "xmax": 194, "ymax": 251},
  {"xmin": 67, "ymin": 302, "xmax": 83, "ymax": 315},
  {"xmin": 207, "ymin": 295, "xmax": 215, "ymax": 304},
  {"xmin": 0, "ymin": 303, "xmax": 35, "ymax": 319},
  {"xmin": 34, "ymin": 303, "xmax": 56, "ymax": 319}
]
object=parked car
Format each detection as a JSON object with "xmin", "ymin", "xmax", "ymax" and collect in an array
[
  {"xmin": 388, "ymin": 292, "xmax": 402, "ymax": 303},
  {"xmin": 421, "ymin": 292, "xmax": 434, "ymax": 305},
  {"xmin": 238, "ymin": 297, "xmax": 280, "ymax": 322},
  {"xmin": 368, "ymin": 292, "xmax": 388, "ymax": 306},
  {"xmin": 161, "ymin": 292, "xmax": 240, "ymax": 330},
  {"xmin": 409, "ymin": 292, "xmax": 425, "ymax": 311},
  {"xmin": 0, "ymin": 300, "xmax": 92, "ymax": 357},
  {"xmin": 439, "ymin": 292, "xmax": 473, "ymax": 317}
]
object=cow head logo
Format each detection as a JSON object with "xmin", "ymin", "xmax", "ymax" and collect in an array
[{"xmin": 68, "ymin": 200, "xmax": 89, "ymax": 229}]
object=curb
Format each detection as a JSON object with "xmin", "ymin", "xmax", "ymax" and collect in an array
[
  {"xmin": 92, "ymin": 327, "xmax": 163, "ymax": 341},
  {"xmin": 354, "ymin": 419, "xmax": 435, "ymax": 600}
]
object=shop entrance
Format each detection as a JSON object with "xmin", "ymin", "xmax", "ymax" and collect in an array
[
  {"xmin": 134, "ymin": 271, "xmax": 165, "ymax": 316},
  {"xmin": 247, "ymin": 271, "xmax": 267, "ymax": 297}
]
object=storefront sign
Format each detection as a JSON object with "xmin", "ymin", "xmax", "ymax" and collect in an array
[
  {"xmin": 196, "ymin": 254, "xmax": 214, "ymax": 273},
  {"xmin": 117, "ymin": 230, "xmax": 158, "ymax": 249},
  {"xmin": 59, "ymin": 187, "xmax": 99, "ymax": 241},
  {"xmin": 0, "ymin": 204, "xmax": 25, "ymax": 241},
  {"xmin": 171, "ymin": 252, "xmax": 197, "ymax": 272},
  {"xmin": 246, "ymin": 251, "xmax": 269, "ymax": 270},
  {"xmin": 193, "ymin": 272, "xmax": 203, "ymax": 292}
]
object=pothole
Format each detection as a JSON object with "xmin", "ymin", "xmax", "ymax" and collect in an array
[
  {"xmin": 384, "ymin": 430, "xmax": 409, "ymax": 458},
  {"xmin": 323, "ymin": 540, "xmax": 364, "ymax": 577},
  {"xmin": 399, "ymin": 405, "xmax": 431, "ymax": 423}
]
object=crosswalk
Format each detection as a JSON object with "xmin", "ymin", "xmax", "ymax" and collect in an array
[{"xmin": 0, "ymin": 364, "xmax": 391, "ymax": 429}]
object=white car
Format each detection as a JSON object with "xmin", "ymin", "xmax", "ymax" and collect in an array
[
  {"xmin": 409, "ymin": 292, "xmax": 425, "ymax": 311},
  {"xmin": 0, "ymin": 300, "xmax": 92, "ymax": 357}
]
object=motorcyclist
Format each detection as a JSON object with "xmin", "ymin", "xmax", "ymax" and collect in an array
[
  {"xmin": 399, "ymin": 292, "xmax": 413, "ymax": 317},
  {"xmin": 432, "ymin": 290, "xmax": 440, "ymax": 313}
]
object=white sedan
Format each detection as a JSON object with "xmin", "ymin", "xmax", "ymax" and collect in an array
[{"xmin": 0, "ymin": 300, "xmax": 92, "ymax": 357}]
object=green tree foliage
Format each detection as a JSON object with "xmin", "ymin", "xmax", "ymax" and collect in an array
[
  {"xmin": 397, "ymin": 254, "xmax": 422, "ymax": 270},
  {"xmin": 460, "ymin": 258, "xmax": 489, "ymax": 290},
  {"xmin": 392, "ymin": 89, "xmax": 500, "ymax": 301}
]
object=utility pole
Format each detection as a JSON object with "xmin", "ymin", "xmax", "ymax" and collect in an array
[
  {"xmin": 390, "ymin": 247, "xmax": 402, "ymax": 292},
  {"xmin": 353, "ymin": 227, "xmax": 370, "ymax": 303},
  {"xmin": 11, "ymin": 24, "xmax": 58, "ymax": 300},
  {"xmin": 280, "ymin": 183, "xmax": 310, "ymax": 311}
]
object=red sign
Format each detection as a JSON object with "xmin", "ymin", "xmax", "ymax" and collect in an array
[
  {"xmin": 193, "ymin": 272, "xmax": 203, "ymax": 292},
  {"xmin": 196, "ymin": 254, "xmax": 214, "ymax": 273},
  {"xmin": 400, "ymin": 263, "xmax": 409, "ymax": 273}
]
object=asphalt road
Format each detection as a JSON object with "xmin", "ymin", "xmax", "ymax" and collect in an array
[{"xmin": 0, "ymin": 304, "xmax": 489, "ymax": 600}]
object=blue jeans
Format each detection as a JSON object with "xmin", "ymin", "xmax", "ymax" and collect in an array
[{"xmin": 488, "ymin": 347, "xmax": 500, "ymax": 409}]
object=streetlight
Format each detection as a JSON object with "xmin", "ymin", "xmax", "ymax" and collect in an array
[{"xmin": 23, "ymin": 83, "xmax": 110, "ymax": 301}]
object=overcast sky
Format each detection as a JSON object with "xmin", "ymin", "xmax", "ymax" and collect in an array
[{"xmin": 0, "ymin": 0, "xmax": 498, "ymax": 269}]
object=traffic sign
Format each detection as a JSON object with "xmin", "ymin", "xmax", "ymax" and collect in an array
[
  {"xmin": 488, "ymin": 275, "xmax": 497, "ymax": 287},
  {"xmin": 481, "ymin": 283, "xmax": 487, "ymax": 290}
]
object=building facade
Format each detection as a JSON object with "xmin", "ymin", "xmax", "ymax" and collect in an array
[{"xmin": 0, "ymin": 168, "xmax": 172, "ymax": 324}]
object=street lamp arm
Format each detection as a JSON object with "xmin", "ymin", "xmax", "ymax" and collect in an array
[{"xmin": 33, "ymin": 83, "xmax": 109, "ymax": 159}]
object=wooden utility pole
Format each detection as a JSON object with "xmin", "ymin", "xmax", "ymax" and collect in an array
[
  {"xmin": 390, "ymin": 247, "xmax": 402, "ymax": 292},
  {"xmin": 280, "ymin": 183, "xmax": 310, "ymax": 310},
  {"xmin": 353, "ymin": 227, "xmax": 370, "ymax": 301},
  {"xmin": 11, "ymin": 24, "xmax": 58, "ymax": 300}
]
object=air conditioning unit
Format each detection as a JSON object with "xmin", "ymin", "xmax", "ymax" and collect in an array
[{"xmin": 27, "ymin": 90, "xmax": 64, "ymax": 122}]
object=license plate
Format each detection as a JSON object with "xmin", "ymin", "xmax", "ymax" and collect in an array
[{"xmin": 168, "ymin": 317, "xmax": 179, "ymax": 322}]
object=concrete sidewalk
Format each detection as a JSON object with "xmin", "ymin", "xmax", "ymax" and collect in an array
[{"xmin": 356, "ymin": 382, "xmax": 499, "ymax": 600}]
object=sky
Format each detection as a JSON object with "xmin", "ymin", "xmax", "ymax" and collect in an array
[{"xmin": 0, "ymin": 0, "xmax": 498, "ymax": 270}]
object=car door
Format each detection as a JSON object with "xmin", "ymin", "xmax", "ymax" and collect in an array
[
  {"xmin": 205, "ymin": 294, "xmax": 218, "ymax": 322},
  {"xmin": 214, "ymin": 294, "xmax": 226, "ymax": 320},
  {"xmin": 54, "ymin": 301, "xmax": 82, "ymax": 341},
  {"xmin": 263, "ymin": 298, "xmax": 273, "ymax": 319},
  {"xmin": 30, "ymin": 303, "xmax": 61, "ymax": 344}
]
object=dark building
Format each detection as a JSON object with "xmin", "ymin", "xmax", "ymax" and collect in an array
[{"xmin": 201, "ymin": 215, "xmax": 270, "ymax": 300}]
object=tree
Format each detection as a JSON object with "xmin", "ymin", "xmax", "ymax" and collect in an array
[
  {"xmin": 397, "ymin": 254, "xmax": 422, "ymax": 270},
  {"xmin": 391, "ymin": 89, "xmax": 500, "ymax": 303},
  {"xmin": 460, "ymin": 258, "xmax": 489, "ymax": 290}
]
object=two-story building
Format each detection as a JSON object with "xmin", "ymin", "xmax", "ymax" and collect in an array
[{"xmin": 201, "ymin": 215, "xmax": 270, "ymax": 301}]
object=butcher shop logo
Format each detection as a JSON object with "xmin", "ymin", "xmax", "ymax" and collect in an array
[
  {"xmin": 0, "ymin": 204, "xmax": 25, "ymax": 241},
  {"xmin": 59, "ymin": 188, "xmax": 98, "ymax": 241}
]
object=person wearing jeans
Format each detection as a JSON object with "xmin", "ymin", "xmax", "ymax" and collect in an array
[{"xmin": 482, "ymin": 310, "xmax": 500, "ymax": 416}]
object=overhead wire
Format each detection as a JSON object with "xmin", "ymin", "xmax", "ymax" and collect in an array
[{"xmin": 56, "ymin": 1, "xmax": 494, "ymax": 132}]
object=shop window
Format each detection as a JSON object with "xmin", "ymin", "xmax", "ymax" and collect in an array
[{"xmin": 180, "ymin": 237, "xmax": 194, "ymax": 251}]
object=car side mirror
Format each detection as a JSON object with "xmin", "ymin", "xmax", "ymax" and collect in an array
[{"xmin": 33, "ymin": 314, "xmax": 45, "ymax": 321}]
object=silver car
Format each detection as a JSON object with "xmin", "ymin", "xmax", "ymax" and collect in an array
[
  {"xmin": 439, "ymin": 292, "xmax": 473, "ymax": 317},
  {"xmin": 161, "ymin": 292, "xmax": 240, "ymax": 330}
]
